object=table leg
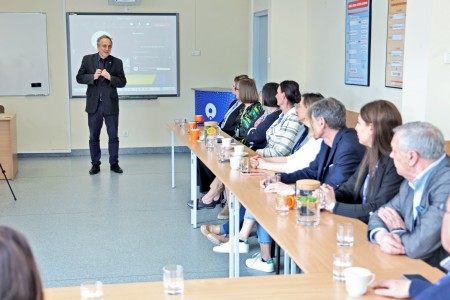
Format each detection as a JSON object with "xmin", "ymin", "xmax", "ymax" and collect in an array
[
  {"xmin": 290, "ymin": 258, "xmax": 296, "ymax": 274},
  {"xmin": 171, "ymin": 130, "xmax": 175, "ymax": 188},
  {"xmin": 234, "ymin": 195, "xmax": 240, "ymax": 278},
  {"xmin": 190, "ymin": 151, "xmax": 198, "ymax": 228},
  {"xmin": 284, "ymin": 252, "xmax": 290, "ymax": 275},
  {"xmin": 228, "ymin": 190, "xmax": 235, "ymax": 278}
]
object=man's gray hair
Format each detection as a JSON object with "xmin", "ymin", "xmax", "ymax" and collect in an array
[
  {"xmin": 394, "ymin": 121, "xmax": 445, "ymax": 159},
  {"xmin": 308, "ymin": 97, "xmax": 346, "ymax": 130},
  {"xmin": 97, "ymin": 34, "xmax": 112, "ymax": 45}
]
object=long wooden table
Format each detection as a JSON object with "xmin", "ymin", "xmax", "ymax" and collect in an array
[
  {"xmin": 45, "ymin": 268, "xmax": 444, "ymax": 300},
  {"xmin": 168, "ymin": 122, "xmax": 444, "ymax": 279}
]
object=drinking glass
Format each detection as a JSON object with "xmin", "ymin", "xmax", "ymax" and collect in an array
[
  {"xmin": 337, "ymin": 223, "xmax": 354, "ymax": 246},
  {"xmin": 80, "ymin": 281, "xmax": 104, "ymax": 300},
  {"xmin": 332, "ymin": 253, "xmax": 352, "ymax": 281},
  {"xmin": 240, "ymin": 157, "xmax": 249, "ymax": 173},
  {"xmin": 163, "ymin": 264, "xmax": 184, "ymax": 295}
]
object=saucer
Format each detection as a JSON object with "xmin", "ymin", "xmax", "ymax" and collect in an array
[{"xmin": 230, "ymin": 151, "xmax": 248, "ymax": 157}]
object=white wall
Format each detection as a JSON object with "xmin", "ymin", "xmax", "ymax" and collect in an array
[
  {"xmin": 253, "ymin": 0, "xmax": 402, "ymax": 112},
  {"xmin": 0, "ymin": 0, "xmax": 251, "ymax": 152},
  {"xmin": 2, "ymin": 0, "xmax": 450, "ymax": 153},
  {"xmin": 402, "ymin": 0, "xmax": 450, "ymax": 137},
  {"xmin": 253, "ymin": 0, "xmax": 450, "ymax": 138},
  {"xmin": 269, "ymin": 0, "xmax": 307, "ymax": 85},
  {"xmin": 304, "ymin": 0, "xmax": 402, "ymax": 111}
]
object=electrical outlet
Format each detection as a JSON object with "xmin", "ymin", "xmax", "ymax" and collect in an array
[
  {"xmin": 192, "ymin": 50, "xmax": 201, "ymax": 56},
  {"xmin": 123, "ymin": 130, "xmax": 129, "ymax": 137}
]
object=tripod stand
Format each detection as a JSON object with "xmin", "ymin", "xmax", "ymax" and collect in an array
[{"xmin": 0, "ymin": 163, "xmax": 17, "ymax": 201}]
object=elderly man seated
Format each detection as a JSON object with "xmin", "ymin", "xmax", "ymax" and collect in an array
[{"xmin": 368, "ymin": 121, "xmax": 450, "ymax": 268}]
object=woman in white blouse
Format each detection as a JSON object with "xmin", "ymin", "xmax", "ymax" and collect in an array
[{"xmin": 251, "ymin": 93, "xmax": 324, "ymax": 173}]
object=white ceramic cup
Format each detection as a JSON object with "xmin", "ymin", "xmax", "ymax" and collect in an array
[
  {"xmin": 234, "ymin": 145, "xmax": 245, "ymax": 155},
  {"xmin": 230, "ymin": 156, "xmax": 242, "ymax": 170},
  {"xmin": 163, "ymin": 264, "xmax": 184, "ymax": 295},
  {"xmin": 222, "ymin": 138, "xmax": 232, "ymax": 148},
  {"xmin": 343, "ymin": 267, "xmax": 376, "ymax": 296}
]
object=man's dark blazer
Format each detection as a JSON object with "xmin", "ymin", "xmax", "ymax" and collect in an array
[
  {"xmin": 76, "ymin": 53, "xmax": 127, "ymax": 115},
  {"xmin": 219, "ymin": 99, "xmax": 243, "ymax": 136},
  {"xmin": 280, "ymin": 127, "xmax": 366, "ymax": 189}
]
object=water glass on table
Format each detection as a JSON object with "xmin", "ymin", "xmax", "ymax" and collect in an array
[
  {"xmin": 163, "ymin": 264, "xmax": 184, "ymax": 295},
  {"xmin": 240, "ymin": 157, "xmax": 249, "ymax": 173},
  {"xmin": 80, "ymin": 281, "xmax": 103, "ymax": 300},
  {"xmin": 275, "ymin": 189, "xmax": 295, "ymax": 216},
  {"xmin": 336, "ymin": 222, "xmax": 354, "ymax": 246},
  {"xmin": 332, "ymin": 252, "xmax": 352, "ymax": 281}
]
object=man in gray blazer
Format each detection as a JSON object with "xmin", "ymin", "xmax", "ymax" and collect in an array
[
  {"xmin": 368, "ymin": 122, "xmax": 450, "ymax": 268},
  {"xmin": 76, "ymin": 35, "xmax": 127, "ymax": 175}
]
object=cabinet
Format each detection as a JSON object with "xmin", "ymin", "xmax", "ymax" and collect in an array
[{"xmin": 0, "ymin": 114, "xmax": 17, "ymax": 180}]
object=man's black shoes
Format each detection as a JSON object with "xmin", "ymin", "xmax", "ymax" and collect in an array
[
  {"xmin": 89, "ymin": 164, "xmax": 100, "ymax": 175},
  {"xmin": 110, "ymin": 164, "xmax": 123, "ymax": 174}
]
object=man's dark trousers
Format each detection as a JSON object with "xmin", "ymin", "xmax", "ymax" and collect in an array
[{"xmin": 88, "ymin": 100, "xmax": 119, "ymax": 166}]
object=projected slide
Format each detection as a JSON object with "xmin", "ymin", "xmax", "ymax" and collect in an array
[{"xmin": 67, "ymin": 13, "xmax": 179, "ymax": 98}]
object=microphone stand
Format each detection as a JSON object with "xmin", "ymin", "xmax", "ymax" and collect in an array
[{"xmin": 0, "ymin": 163, "xmax": 17, "ymax": 201}]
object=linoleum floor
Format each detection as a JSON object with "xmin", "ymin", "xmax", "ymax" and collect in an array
[{"xmin": 0, "ymin": 154, "xmax": 268, "ymax": 288}]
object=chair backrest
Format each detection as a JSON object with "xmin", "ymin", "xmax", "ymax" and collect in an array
[
  {"xmin": 0, "ymin": 105, "xmax": 4, "ymax": 113},
  {"xmin": 346, "ymin": 110, "xmax": 358, "ymax": 128}
]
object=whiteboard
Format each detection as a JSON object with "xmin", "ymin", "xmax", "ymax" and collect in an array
[{"xmin": 0, "ymin": 13, "xmax": 49, "ymax": 96}]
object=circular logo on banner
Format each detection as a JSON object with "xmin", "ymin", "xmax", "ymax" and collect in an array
[{"xmin": 205, "ymin": 103, "xmax": 217, "ymax": 120}]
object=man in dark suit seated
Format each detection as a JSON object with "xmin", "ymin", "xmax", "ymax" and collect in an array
[
  {"xmin": 274, "ymin": 97, "xmax": 366, "ymax": 189},
  {"xmin": 368, "ymin": 122, "xmax": 450, "ymax": 268},
  {"xmin": 76, "ymin": 34, "xmax": 127, "ymax": 175}
]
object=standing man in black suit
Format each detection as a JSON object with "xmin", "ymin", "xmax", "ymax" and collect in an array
[{"xmin": 76, "ymin": 35, "xmax": 127, "ymax": 175}]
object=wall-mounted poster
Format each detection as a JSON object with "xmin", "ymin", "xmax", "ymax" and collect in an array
[
  {"xmin": 385, "ymin": 0, "xmax": 407, "ymax": 88},
  {"xmin": 345, "ymin": 0, "xmax": 372, "ymax": 86}
]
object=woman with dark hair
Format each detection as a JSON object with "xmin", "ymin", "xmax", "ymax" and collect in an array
[
  {"xmin": 0, "ymin": 226, "xmax": 43, "ymax": 300},
  {"xmin": 321, "ymin": 99, "xmax": 404, "ymax": 223},
  {"xmin": 244, "ymin": 82, "xmax": 281, "ymax": 150},
  {"xmin": 256, "ymin": 80, "xmax": 302, "ymax": 157}
]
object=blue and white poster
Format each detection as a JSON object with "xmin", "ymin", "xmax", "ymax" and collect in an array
[{"xmin": 345, "ymin": 0, "xmax": 372, "ymax": 86}]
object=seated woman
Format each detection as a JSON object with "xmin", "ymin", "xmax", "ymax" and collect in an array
[
  {"xmin": 321, "ymin": 100, "xmax": 404, "ymax": 223},
  {"xmin": 0, "ymin": 225, "xmax": 43, "ymax": 300},
  {"xmin": 250, "ymin": 93, "xmax": 324, "ymax": 173},
  {"xmin": 245, "ymin": 82, "xmax": 281, "ymax": 150},
  {"xmin": 188, "ymin": 78, "xmax": 263, "ymax": 210},
  {"xmin": 255, "ymin": 80, "xmax": 303, "ymax": 157},
  {"xmin": 233, "ymin": 78, "xmax": 265, "ymax": 144},
  {"xmin": 202, "ymin": 92, "xmax": 323, "ymax": 246}
]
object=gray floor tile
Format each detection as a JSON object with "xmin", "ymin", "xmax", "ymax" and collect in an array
[{"xmin": 0, "ymin": 153, "xmax": 277, "ymax": 288}]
